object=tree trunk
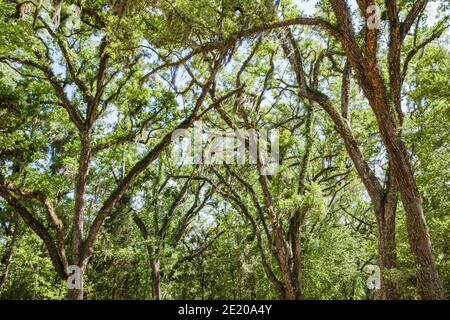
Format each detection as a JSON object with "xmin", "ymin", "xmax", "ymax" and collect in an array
[
  {"xmin": 374, "ymin": 105, "xmax": 444, "ymax": 299},
  {"xmin": 67, "ymin": 287, "xmax": 83, "ymax": 300},
  {"xmin": 0, "ymin": 249, "xmax": 13, "ymax": 291},
  {"xmin": 401, "ymin": 193, "xmax": 444, "ymax": 299},
  {"xmin": 378, "ymin": 229, "xmax": 399, "ymax": 300},
  {"xmin": 151, "ymin": 257, "xmax": 161, "ymax": 300},
  {"xmin": 324, "ymin": 0, "xmax": 444, "ymax": 298},
  {"xmin": 0, "ymin": 213, "xmax": 19, "ymax": 292},
  {"xmin": 376, "ymin": 191, "xmax": 400, "ymax": 299},
  {"xmin": 0, "ymin": 247, "xmax": 14, "ymax": 292},
  {"xmin": 288, "ymin": 216, "xmax": 303, "ymax": 300}
]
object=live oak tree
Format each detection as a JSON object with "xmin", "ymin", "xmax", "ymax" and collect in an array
[
  {"xmin": 194, "ymin": 45, "xmax": 363, "ymax": 299},
  {"xmin": 277, "ymin": 23, "xmax": 402, "ymax": 299},
  {"xmin": 270, "ymin": 0, "xmax": 448, "ymax": 299},
  {"xmin": 131, "ymin": 161, "xmax": 222, "ymax": 300},
  {"xmin": 0, "ymin": 0, "xmax": 239, "ymax": 299},
  {"xmin": 0, "ymin": 0, "xmax": 448, "ymax": 300}
]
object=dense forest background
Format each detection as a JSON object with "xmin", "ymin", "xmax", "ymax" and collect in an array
[{"xmin": 0, "ymin": 0, "xmax": 449, "ymax": 300}]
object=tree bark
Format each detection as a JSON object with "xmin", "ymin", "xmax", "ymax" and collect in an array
[
  {"xmin": 0, "ymin": 213, "xmax": 19, "ymax": 292},
  {"xmin": 375, "ymin": 172, "xmax": 400, "ymax": 300},
  {"xmin": 150, "ymin": 257, "xmax": 161, "ymax": 300},
  {"xmin": 133, "ymin": 212, "xmax": 162, "ymax": 300},
  {"xmin": 367, "ymin": 84, "xmax": 444, "ymax": 299},
  {"xmin": 288, "ymin": 218, "xmax": 303, "ymax": 300},
  {"xmin": 67, "ymin": 287, "xmax": 83, "ymax": 300}
]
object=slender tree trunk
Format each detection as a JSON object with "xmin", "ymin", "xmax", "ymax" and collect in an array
[
  {"xmin": 0, "ymin": 214, "xmax": 19, "ymax": 292},
  {"xmin": 375, "ymin": 194, "xmax": 399, "ymax": 299},
  {"xmin": 288, "ymin": 217, "xmax": 304, "ymax": 300},
  {"xmin": 373, "ymin": 170, "xmax": 400, "ymax": 300},
  {"xmin": 378, "ymin": 227, "xmax": 399, "ymax": 300},
  {"xmin": 271, "ymin": 236, "xmax": 302, "ymax": 300},
  {"xmin": 150, "ymin": 257, "xmax": 161, "ymax": 300}
]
